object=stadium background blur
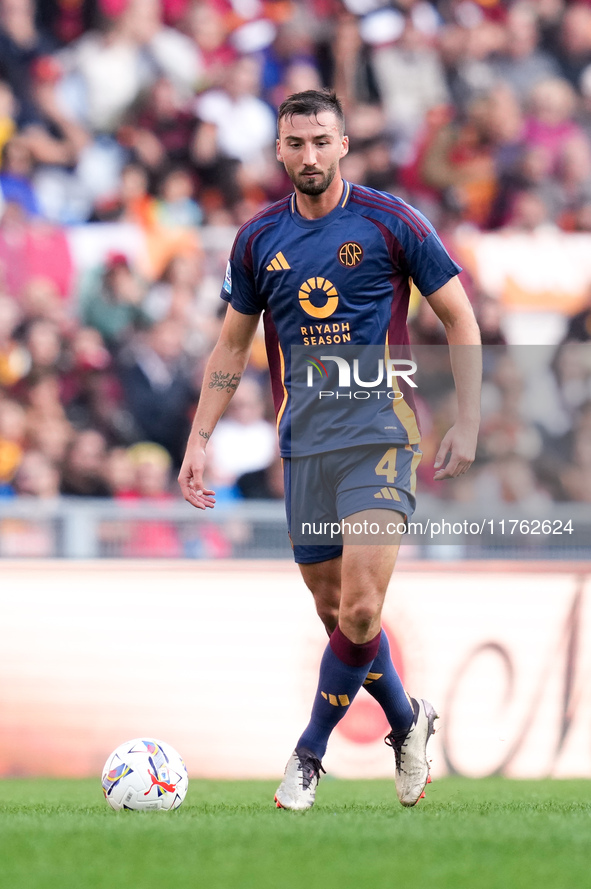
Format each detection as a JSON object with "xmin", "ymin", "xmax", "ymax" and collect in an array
[
  {"xmin": 0, "ymin": 0, "xmax": 591, "ymax": 559},
  {"xmin": 1, "ymin": 0, "xmax": 591, "ymax": 787}
]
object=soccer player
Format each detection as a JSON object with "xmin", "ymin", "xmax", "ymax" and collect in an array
[{"xmin": 179, "ymin": 89, "xmax": 481, "ymax": 810}]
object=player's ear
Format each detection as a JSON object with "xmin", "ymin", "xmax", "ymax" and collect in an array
[
  {"xmin": 276, "ymin": 138, "xmax": 283, "ymax": 162},
  {"xmin": 340, "ymin": 135, "xmax": 349, "ymax": 159}
]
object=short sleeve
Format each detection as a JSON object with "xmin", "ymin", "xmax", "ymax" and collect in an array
[
  {"xmin": 388, "ymin": 201, "xmax": 462, "ymax": 296},
  {"xmin": 219, "ymin": 231, "xmax": 265, "ymax": 315},
  {"xmin": 405, "ymin": 230, "xmax": 462, "ymax": 297}
]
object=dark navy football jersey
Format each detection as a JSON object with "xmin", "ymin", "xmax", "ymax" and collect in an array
[{"xmin": 220, "ymin": 182, "xmax": 461, "ymax": 457}]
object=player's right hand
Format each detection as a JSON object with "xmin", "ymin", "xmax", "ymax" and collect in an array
[
  {"xmin": 433, "ymin": 421, "xmax": 478, "ymax": 480},
  {"xmin": 178, "ymin": 448, "xmax": 216, "ymax": 510}
]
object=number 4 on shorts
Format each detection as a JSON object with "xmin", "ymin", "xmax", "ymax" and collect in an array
[{"xmin": 375, "ymin": 448, "xmax": 399, "ymax": 484}]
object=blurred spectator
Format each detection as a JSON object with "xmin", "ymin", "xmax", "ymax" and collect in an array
[
  {"xmin": 144, "ymin": 253, "xmax": 201, "ymax": 325},
  {"xmin": 276, "ymin": 60, "xmax": 323, "ymax": 108},
  {"xmin": 207, "ymin": 375, "xmax": 276, "ymax": 492},
  {"xmin": 491, "ymin": 4, "xmax": 561, "ymax": 100},
  {"xmin": 20, "ymin": 368, "xmax": 75, "ymax": 463},
  {"xmin": 57, "ymin": 12, "xmax": 149, "ymax": 134},
  {"xmin": 121, "ymin": 441, "xmax": 176, "ymax": 499},
  {"xmin": 369, "ymin": 13, "xmax": 449, "ymax": 163},
  {"xmin": 19, "ymin": 275, "xmax": 71, "ymax": 335},
  {"xmin": 522, "ymin": 343, "xmax": 591, "ymax": 476},
  {"xmin": 17, "ymin": 53, "xmax": 98, "ymax": 224},
  {"xmin": 330, "ymin": 12, "xmax": 367, "ymax": 111},
  {"xmin": 560, "ymin": 401, "xmax": 591, "ymax": 501},
  {"xmin": 181, "ymin": 1, "xmax": 234, "ymax": 90},
  {"xmin": 62, "ymin": 326, "xmax": 136, "ymax": 444},
  {"xmin": 104, "ymin": 445, "xmax": 136, "ymax": 496},
  {"xmin": 479, "ymin": 353, "xmax": 544, "ymax": 461},
  {"xmin": 0, "ymin": 205, "xmax": 74, "ymax": 300},
  {"xmin": 0, "ymin": 396, "xmax": 26, "ymax": 488},
  {"xmin": 263, "ymin": 11, "xmax": 321, "ymax": 107},
  {"xmin": 563, "ymin": 290, "xmax": 591, "ymax": 341},
  {"xmin": 553, "ymin": 134, "xmax": 591, "ymax": 227},
  {"xmin": 81, "ymin": 251, "xmax": 148, "ymax": 349},
  {"xmin": 550, "ymin": 342, "xmax": 591, "ymax": 420},
  {"xmin": 26, "ymin": 412, "xmax": 73, "ymax": 465},
  {"xmin": 490, "ymin": 142, "xmax": 555, "ymax": 228},
  {"xmin": 409, "ymin": 292, "xmax": 449, "ymax": 345},
  {"xmin": 22, "ymin": 370, "xmax": 67, "ymax": 427},
  {"xmin": 193, "ymin": 55, "xmax": 276, "ymax": 211},
  {"xmin": 0, "ymin": 79, "xmax": 17, "ymax": 155},
  {"xmin": 112, "ymin": 440, "xmax": 184, "ymax": 557},
  {"xmin": 117, "ymin": 318, "xmax": 198, "ymax": 466},
  {"xmin": 503, "ymin": 186, "xmax": 554, "ymax": 232},
  {"xmin": 475, "ymin": 295, "xmax": 507, "ymax": 347},
  {"xmin": 554, "ymin": 3, "xmax": 591, "ymax": 92},
  {"xmin": 1, "ymin": 0, "xmax": 591, "ymax": 522},
  {"xmin": 121, "ymin": 0, "xmax": 202, "ymax": 100},
  {"xmin": 0, "ymin": 292, "xmax": 28, "ymax": 386},
  {"xmin": 92, "ymin": 159, "xmax": 203, "ymax": 277},
  {"xmin": 153, "ymin": 164, "xmax": 202, "ymax": 228},
  {"xmin": 237, "ymin": 448, "xmax": 284, "ymax": 500},
  {"xmin": 419, "ymin": 84, "xmax": 525, "ymax": 229},
  {"xmin": 1, "ymin": 448, "xmax": 60, "ymax": 555},
  {"xmin": 0, "ymin": 135, "xmax": 41, "ymax": 216},
  {"xmin": 0, "ymin": 0, "xmax": 56, "ymax": 126},
  {"xmin": 118, "ymin": 75, "xmax": 198, "ymax": 174},
  {"xmin": 59, "ymin": 0, "xmax": 200, "ymax": 134},
  {"xmin": 37, "ymin": 0, "xmax": 95, "ymax": 45},
  {"xmin": 60, "ymin": 427, "xmax": 111, "ymax": 496},
  {"xmin": 20, "ymin": 317, "xmax": 64, "ymax": 375},
  {"xmin": 473, "ymin": 452, "xmax": 553, "ymax": 510},
  {"xmin": 420, "ymin": 93, "xmax": 498, "ymax": 226},
  {"xmin": 12, "ymin": 448, "xmax": 60, "ymax": 497},
  {"xmin": 22, "ymin": 54, "xmax": 90, "ymax": 164},
  {"xmin": 143, "ymin": 252, "xmax": 216, "ymax": 357},
  {"xmin": 437, "ymin": 14, "xmax": 504, "ymax": 112},
  {"xmin": 522, "ymin": 78, "xmax": 584, "ymax": 175},
  {"xmin": 64, "ymin": 323, "xmax": 110, "ymax": 376},
  {"xmin": 565, "ymin": 196, "xmax": 591, "ymax": 232},
  {"xmin": 92, "ymin": 159, "xmax": 152, "ymax": 224}
]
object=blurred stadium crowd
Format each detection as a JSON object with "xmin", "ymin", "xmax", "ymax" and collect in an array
[{"xmin": 1, "ymin": 0, "xmax": 591, "ymax": 522}]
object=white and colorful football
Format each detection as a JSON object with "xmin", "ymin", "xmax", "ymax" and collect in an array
[{"xmin": 101, "ymin": 738, "xmax": 188, "ymax": 811}]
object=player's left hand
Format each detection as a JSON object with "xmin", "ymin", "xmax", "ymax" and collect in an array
[
  {"xmin": 178, "ymin": 445, "xmax": 216, "ymax": 509},
  {"xmin": 433, "ymin": 423, "xmax": 478, "ymax": 480}
]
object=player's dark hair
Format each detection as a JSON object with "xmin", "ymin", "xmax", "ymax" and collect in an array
[{"xmin": 277, "ymin": 89, "xmax": 345, "ymax": 136}]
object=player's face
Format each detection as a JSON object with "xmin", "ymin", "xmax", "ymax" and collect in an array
[{"xmin": 276, "ymin": 112, "xmax": 349, "ymax": 196}]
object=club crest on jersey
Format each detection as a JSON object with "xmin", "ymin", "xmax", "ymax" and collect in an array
[
  {"xmin": 338, "ymin": 242, "xmax": 364, "ymax": 267},
  {"xmin": 298, "ymin": 277, "xmax": 339, "ymax": 319}
]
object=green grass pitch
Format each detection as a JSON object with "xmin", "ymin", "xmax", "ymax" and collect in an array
[{"xmin": 0, "ymin": 777, "xmax": 588, "ymax": 889}]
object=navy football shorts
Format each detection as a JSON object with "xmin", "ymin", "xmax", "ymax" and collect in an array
[{"xmin": 283, "ymin": 443, "xmax": 422, "ymax": 564}]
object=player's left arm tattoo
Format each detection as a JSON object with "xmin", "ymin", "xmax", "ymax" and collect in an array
[
  {"xmin": 208, "ymin": 370, "xmax": 242, "ymax": 393},
  {"xmin": 198, "ymin": 428, "xmax": 211, "ymax": 442}
]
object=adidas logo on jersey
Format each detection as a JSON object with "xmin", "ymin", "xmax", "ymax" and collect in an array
[
  {"xmin": 266, "ymin": 252, "xmax": 291, "ymax": 271},
  {"xmin": 374, "ymin": 487, "xmax": 401, "ymax": 501}
]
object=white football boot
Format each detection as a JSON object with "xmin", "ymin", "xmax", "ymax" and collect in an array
[
  {"xmin": 274, "ymin": 748, "xmax": 325, "ymax": 811},
  {"xmin": 385, "ymin": 697, "xmax": 438, "ymax": 807}
]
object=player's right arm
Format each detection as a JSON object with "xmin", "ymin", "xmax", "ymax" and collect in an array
[{"xmin": 178, "ymin": 305, "xmax": 261, "ymax": 509}]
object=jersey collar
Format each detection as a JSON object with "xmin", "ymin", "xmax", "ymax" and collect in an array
[{"xmin": 289, "ymin": 180, "xmax": 352, "ymax": 229}]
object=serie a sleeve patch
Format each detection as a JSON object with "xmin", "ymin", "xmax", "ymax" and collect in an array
[{"xmin": 222, "ymin": 261, "xmax": 232, "ymax": 294}]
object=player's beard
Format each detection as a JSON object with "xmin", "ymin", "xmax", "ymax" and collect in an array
[{"xmin": 290, "ymin": 161, "xmax": 338, "ymax": 196}]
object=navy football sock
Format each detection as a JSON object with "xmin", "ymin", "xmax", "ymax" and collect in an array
[
  {"xmin": 363, "ymin": 630, "xmax": 414, "ymax": 733},
  {"xmin": 297, "ymin": 626, "xmax": 381, "ymax": 760}
]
